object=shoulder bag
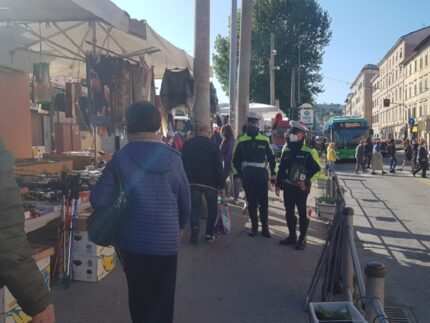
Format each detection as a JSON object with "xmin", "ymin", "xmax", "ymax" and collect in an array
[{"xmin": 87, "ymin": 163, "xmax": 127, "ymax": 247}]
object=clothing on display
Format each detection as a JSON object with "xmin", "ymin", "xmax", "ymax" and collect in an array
[
  {"xmin": 160, "ymin": 68, "xmax": 195, "ymax": 113},
  {"xmin": 33, "ymin": 63, "xmax": 53, "ymax": 104},
  {"xmin": 65, "ymin": 82, "xmax": 82, "ymax": 118}
]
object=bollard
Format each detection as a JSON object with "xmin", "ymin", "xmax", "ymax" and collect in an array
[
  {"xmin": 341, "ymin": 207, "xmax": 354, "ymax": 301},
  {"xmin": 365, "ymin": 262, "xmax": 386, "ymax": 322}
]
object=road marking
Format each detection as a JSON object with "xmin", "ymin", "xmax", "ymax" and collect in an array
[{"xmin": 414, "ymin": 177, "xmax": 430, "ymax": 186}]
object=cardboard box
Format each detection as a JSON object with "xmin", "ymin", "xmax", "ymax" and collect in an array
[
  {"xmin": 72, "ymin": 231, "xmax": 116, "ymax": 257},
  {"xmin": 0, "ymin": 256, "xmax": 50, "ymax": 323},
  {"xmin": 72, "ymin": 252, "xmax": 117, "ymax": 282}
]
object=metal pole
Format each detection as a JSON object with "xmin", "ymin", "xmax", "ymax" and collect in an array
[
  {"xmin": 290, "ymin": 67, "xmax": 296, "ymax": 120},
  {"xmin": 298, "ymin": 40, "xmax": 301, "ymax": 105},
  {"xmin": 342, "ymin": 207, "xmax": 354, "ymax": 301},
  {"xmin": 365, "ymin": 262, "xmax": 388, "ymax": 322},
  {"xmin": 270, "ymin": 33, "xmax": 275, "ymax": 106},
  {"xmin": 193, "ymin": 0, "xmax": 211, "ymax": 132},
  {"xmin": 229, "ymin": 0, "xmax": 238, "ymax": 136},
  {"xmin": 236, "ymin": 0, "xmax": 253, "ymax": 133}
]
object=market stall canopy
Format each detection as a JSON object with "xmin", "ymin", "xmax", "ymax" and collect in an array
[
  {"xmin": 0, "ymin": 0, "xmax": 193, "ymax": 78},
  {"xmin": 220, "ymin": 103, "xmax": 286, "ymax": 121}
]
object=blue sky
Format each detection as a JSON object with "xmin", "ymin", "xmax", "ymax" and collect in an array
[{"xmin": 112, "ymin": 0, "xmax": 430, "ymax": 105}]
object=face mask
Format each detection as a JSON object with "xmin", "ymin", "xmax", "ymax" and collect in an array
[{"xmin": 289, "ymin": 134, "xmax": 299, "ymax": 142}]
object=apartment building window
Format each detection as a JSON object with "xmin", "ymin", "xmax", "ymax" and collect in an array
[
  {"xmin": 425, "ymin": 78, "xmax": 428, "ymax": 92},
  {"xmin": 420, "ymin": 57, "xmax": 423, "ymax": 69},
  {"xmin": 405, "ymin": 89, "xmax": 408, "ymax": 99},
  {"xmin": 414, "ymin": 60, "xmax": 417, "ymax": 72},
  {"xmin": 426, "ymin": 54, "xmax": 428, "ymax": 67},
  {"xmin": 414, "ymin": 84, "xmax": 417, "ymax": 96},
  {"xmin": 400, "ymin": 50, "xmax": 402, "ymax": 59},
  {"xmin": 419, "ymin": 81, "xmax": 422, "ymax": 94}
]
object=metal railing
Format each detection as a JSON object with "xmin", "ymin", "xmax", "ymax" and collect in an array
[{"xmin": 306, "ymin": 169, "xmax": 390, "ymax": 323}]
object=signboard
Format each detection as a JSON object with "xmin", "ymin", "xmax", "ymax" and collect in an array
[
  {"xmin": 337, "ymin": 122, "xmax": 363, "ymax": 128},
  {"xmin": 299, "ymin": 109, "xmax": 314, "ymax": 127},
  {"xmin": 408, "ymin": 118, "xmax": 416, "ymax": 126}
]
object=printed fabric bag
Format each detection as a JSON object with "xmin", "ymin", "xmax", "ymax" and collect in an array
[{"xmin": 214, "ymin": 196, "xmax": 232, "ymax": 235}]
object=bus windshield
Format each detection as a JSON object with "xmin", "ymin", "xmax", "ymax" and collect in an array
[{"xmin": 332, "ymin": 128, "xmax": 369, "ymax": 148}]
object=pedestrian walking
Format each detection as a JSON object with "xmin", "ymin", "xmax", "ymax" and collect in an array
[
  {"xmin": 371, "ymin": 141, "xmax": 387, "ymax": 175},
  {"xmin": 90, "ymin": 102, "xmax": 191, "ymax": 323},
  {"xmin": 399, "ymin": 139, "xmax": 413, "ymax": 171},
  {"xmin": 0, "ymin": 137, "xmax": 55, "ymax": 323},
  {"xmin": 355, "ymin": 140, "xmax": 367, "ymax": 173},
  {"xmin": 365, "ymin": 137, "xmax": 373, "ymax": 168},
  {"xmin": 387, "ymin": 139, "xmax": 397, "ymax": 173},
  {"xmin": 412, "ymin": 139, "xmax": 428, "ymax": 178},
  {"xmin": 275, "ymin": 121, "xmax": 321, "ymax": 250},
  {"xmin": 412, "ymin": 139, "xmax": 419, "ymax": 166},
  {"xmin": 233, "ymin": 111, "xmax": 276, "ymax": 238},
  {"xmin": 182, "ymin": 124, "xmax": 225, "ymax": 244},
  {"xmin": 326, "ymin": 142, "xmax": 337, "ymax": 172},
  {"xmin": 220, "ymin": 124, "xmax": 236, "ymax": 199}
]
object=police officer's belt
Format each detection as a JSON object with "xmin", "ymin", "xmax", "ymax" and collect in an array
[{"xmin": 242, "ymin": 162, "xmax": 266, "ymax": 169}]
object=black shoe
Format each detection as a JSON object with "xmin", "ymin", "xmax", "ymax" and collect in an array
[
  {"xmin": 295, "ymin": 238, "xmax": 307, "ymax": 250},
  {"xmin": 190, "ymin": 226, "xmax": 199, "ymax": 245},
  {"xmin": 261, "ymin": 229, "xmax": 271, "ymax": 238},
  {"xmin": 248, "ymin": 229, "xmax": 258, "ymax": 237},
  {"xmin": 422, "ymin": 176, "xmax": 427, "ymax": 178},
  {"xmin": 413, "ymin": 173, "xmax": 416, "ymax": 177},
  {"xmin": 382, "ymin": 171, "xmax": 387, "ymax": 175},
  {"xmin": 279, "ymin": 236, "xmax": 297, "ymax": 245},
  {"xmin": 389, "ymin": 169, "xmax": 394, "ymax": 173},
  {"xmin": 371, "ymin": 172, "xmax": 376, "ymax": 175}
]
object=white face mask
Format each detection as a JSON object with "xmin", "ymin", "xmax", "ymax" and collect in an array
[{"xmin": 289, "ymin": 134, "xmax": 299, "ymax": 142}]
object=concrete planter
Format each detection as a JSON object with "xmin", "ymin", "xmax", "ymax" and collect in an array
[
  {"xmin": 308, "ymin": 301, "xmax": 366, "ymax": 323},
  {"xmin": 316, "ymin": 201, "xmax": 336, "ymax": 221}
]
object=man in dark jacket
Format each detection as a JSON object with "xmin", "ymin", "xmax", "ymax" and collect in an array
[
  {"xmin": 412, "ymin": 139, "xmax": 428, "ymax": 178},
  {"xmin": 364, "ymin": 137, "xmax": 373, "ymax": 169},
  {"xmin": 355, "ymin": 140, "xmax": 367, "ymax": 174},
  {"xmin": 0, "ymin": 137, "xmax": 54, "ymax": 322},
  {"xmin": 387, "ymin": 139, "xmax": 397, "ymax": 173},
  {"xmin": 182, "ymin": 125, "xmax": 225, "ymax": 244},
  {"xmin": 232, "ymin": 112, "xmax": 276, "ymax": 238}
]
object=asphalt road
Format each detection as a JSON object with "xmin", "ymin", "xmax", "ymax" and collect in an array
[{"xmin": 335, "ymin": 152, "xmax": 430, "ymax": 322}]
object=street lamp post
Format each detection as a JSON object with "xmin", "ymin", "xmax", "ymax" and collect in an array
[{"xmin": 270, "ymin": 33, "xmax": 276, "ymax": 106}]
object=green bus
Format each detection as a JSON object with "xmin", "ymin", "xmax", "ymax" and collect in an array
[{"xmin": 322, "ymin": 116, "xmax": 370, "ymax": 160}]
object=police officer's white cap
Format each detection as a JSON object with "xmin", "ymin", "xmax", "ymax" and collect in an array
[
  {"xmin": 289, "ymin": 120, "xmax": 309, "ymax": 132},
  {"xmin": 246, "ymin": 111, "xmax": 261, "ymax": 120}
]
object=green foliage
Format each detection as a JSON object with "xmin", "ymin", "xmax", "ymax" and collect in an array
[
  {"xmin": 315, "ymin": 306, "xmax": 353, "ymax": 320},
  {"xmin": 212, "ymin": 0, "xmax": 332, "ymax": 113},
  {"xmin": 316, "ymin": 196, "xmax": 336, "ymax": 204}
]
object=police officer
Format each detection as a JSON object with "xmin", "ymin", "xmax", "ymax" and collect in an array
[
  {"xmin": 233, "ymin": 112, "xmax": 276, "ymax": 238},
  {"xmin": 275, "ymin": 121, "xmax": 321, "ymax": 250}
]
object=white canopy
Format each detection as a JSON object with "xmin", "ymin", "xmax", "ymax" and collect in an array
[
  {"xmin": 220, "ymin": 103, "xmax": 286, "ymax": 121},
  {"xmin": 0, "ymin": 0, "xmax": 193, "ymax": 78}
]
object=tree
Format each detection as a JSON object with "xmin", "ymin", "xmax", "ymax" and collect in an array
[{"xmin": 212, "ymin": 0, "xmax": 332, "ymax": 115}]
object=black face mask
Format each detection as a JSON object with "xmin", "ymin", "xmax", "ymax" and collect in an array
[{"xmin": 247, "ymin": 121, "xmax": 259, "ymax": 137}]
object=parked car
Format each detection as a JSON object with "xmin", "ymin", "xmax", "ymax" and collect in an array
[{"xmin": 394, "ymin": 139, "xmax": 404, "ymax": 150}]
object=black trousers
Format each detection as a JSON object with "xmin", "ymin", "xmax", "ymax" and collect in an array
[
  {"xmin": 283, "ymin": 185, "xmax": 309, "ymax": 239},
  {"xmin": 242, "ymin": 167, "xmax": 269, "ymax": 231},
  {"xmin": 121, "ymin": 252, "xmax": 178, "ymax": 323},
  {"xmin": 413, "ymin": 161, "xmax": 428, "ymax": 177}
]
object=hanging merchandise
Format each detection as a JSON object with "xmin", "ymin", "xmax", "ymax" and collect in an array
[
  {"xmin": 33, "ymin": 63, "xmax": 53, "ymax": 104},
  {"xmin": 65, "ymin": 82, "xmax": 82, "ymax": 118},
  {"xmin": 113, "ymin": 59, "xmax": 132, "ymax": 131},
  {"xmin": 54, "ymin": 91, "xmax": 66, "ymax": 113},
  {"xmin": 134, "ymin": 57, "xmax": 152, "ymax": 102},
  {"xmin": 86, "ymin": 53, "xmax": 114, "ymax": 136},
  {"xmin": 160, "ymin": 68, "xmax": 195, "ymax": 113}
]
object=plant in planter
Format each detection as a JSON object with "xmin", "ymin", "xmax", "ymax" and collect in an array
[
  {"xmin": 308, "ymin": 301, "xmax": 366, "ymax": 323},
  {"xmin": 316, "ymin": 196, "xmax": 337, "ymax": 221}
]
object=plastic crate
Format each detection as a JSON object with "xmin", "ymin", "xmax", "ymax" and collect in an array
[{"xmin": 308, "ymin": 301, "xmax": 367, "ymax": 323}]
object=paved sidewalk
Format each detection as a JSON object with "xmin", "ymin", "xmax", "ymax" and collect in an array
[{"xmin": 52, "ymin": 188, "xmax": 329, "ymax": 323}]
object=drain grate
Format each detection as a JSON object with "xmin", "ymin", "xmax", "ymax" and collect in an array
[{"xmin": 384, "ymin": 306, "xmax": 417, "ymax": 323}]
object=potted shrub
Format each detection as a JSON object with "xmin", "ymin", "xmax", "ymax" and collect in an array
[
  {"xmin": 308, "ymin": 301, "xmax": 366, "ymax": 323},
  {"xmin": 316, "ymin": 196, "xmax": 336, "ymax": 221}
]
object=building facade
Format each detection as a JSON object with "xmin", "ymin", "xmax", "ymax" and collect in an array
[
  {"xmin": 346, "ymin": 65, "xmax": 378, "ymax": 125},
  {"xmin": 371, "ymin": 27, "xmax": 430, "ymax": 140}
]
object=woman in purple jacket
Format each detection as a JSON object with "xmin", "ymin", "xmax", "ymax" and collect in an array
[
  {"xmin": 220, "ymin": 124, "xmax": 236, "ymax": 199},
  {"xmin": 90, "ymin": 102, "xmax": 191, "ymax": 323}
]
